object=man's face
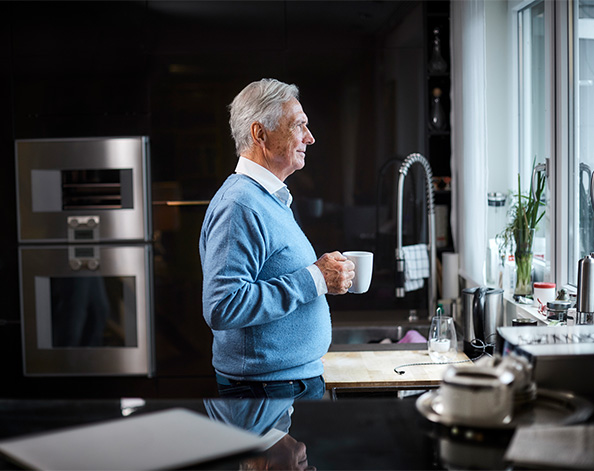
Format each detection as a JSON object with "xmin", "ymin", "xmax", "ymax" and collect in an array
[{"xmin": 264, "ymin": 98, "xmax": 315, "ymax": 181}]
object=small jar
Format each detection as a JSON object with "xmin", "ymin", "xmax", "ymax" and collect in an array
[
  {"xmin": 546, "ymin": 300, "xmax": 572, "ymax": 322},
  {"xmin": 533, "ymin": 282, "xmax": 556, "ymax": 307}
]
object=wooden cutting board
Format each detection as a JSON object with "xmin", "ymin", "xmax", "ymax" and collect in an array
[{"xmin": 322, "ymin": 350, "xmax": 472, "ymax": 389}]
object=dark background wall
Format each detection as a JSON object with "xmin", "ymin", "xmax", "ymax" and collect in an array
[{"xmin": 0, "ymin": 0, "xmax": 450, "ymax": 398}]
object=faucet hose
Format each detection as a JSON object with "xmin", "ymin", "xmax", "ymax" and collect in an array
[
  {"xmin": 397, "ymin": 153, "xmax": 436, "ymax": 215},
  {"xmin": 395, "ymin": 153, "xmax": 437, "ymax": 316}
]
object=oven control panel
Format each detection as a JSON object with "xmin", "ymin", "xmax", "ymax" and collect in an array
[
  {"xmin": 67, "ymin": 216, "xmax": 100, "ymax": 243},
  {"xmin": 68, "ymin": 245, "xmax": 100, "ymax": 271}
]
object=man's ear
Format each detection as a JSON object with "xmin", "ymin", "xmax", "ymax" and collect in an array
[{"xmin": 251, "ymin": 122, "xmax": 266, "ymax": 148}]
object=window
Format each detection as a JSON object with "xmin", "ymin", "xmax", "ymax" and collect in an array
[
  {"xmin": 515, "ymin": 0, "xmax": 593, "ymax": 288},
  {"xmin": 454, "ymin": 0, "xmax": 591, "ymax": 290},
  {"xmin": 570, "ymin": 0, "xmax": 594, "ymax": 284}
]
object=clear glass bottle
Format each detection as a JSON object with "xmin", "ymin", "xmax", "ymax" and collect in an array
[
  {"xmin": 486, "ymin": 192, "xmax": 507, "ymax": 286},
  {"xmin": 428, "ymin": 28, "xmax": 448, "ymax": 74},
  {"xmin": 503, "ymin": 254, "xmax": 517, "ymax": 297},
  {"xmin": 429, "ymin": 87, "xmax": 446, "ymax": 132}
]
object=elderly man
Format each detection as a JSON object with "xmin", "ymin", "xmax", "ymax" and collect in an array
[{"xmin": 199, "ymin": 78, "xmax": 355, "ymax": 400}]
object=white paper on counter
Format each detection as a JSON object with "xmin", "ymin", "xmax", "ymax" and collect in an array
[{"xmin": 504, "ymin": 424, "xmax": 594, "ymax": 469}]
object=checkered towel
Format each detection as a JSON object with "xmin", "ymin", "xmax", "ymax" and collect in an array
[{"xmin": 402, "ymin": 244, "xmax": 430, "ymax": 292}]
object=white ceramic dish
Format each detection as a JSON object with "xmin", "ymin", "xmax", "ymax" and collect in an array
[{"xmin": 416, "ymin": 389, "xmax": 593, "ymax": 429}]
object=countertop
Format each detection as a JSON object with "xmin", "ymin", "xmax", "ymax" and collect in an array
[
  {"xmin": 323, "ymin": 349, "xmax": 472, "ymax": 390},
  {"xmin": 0, "ymin": 394, "xmax": 592, "ymax": 470}
]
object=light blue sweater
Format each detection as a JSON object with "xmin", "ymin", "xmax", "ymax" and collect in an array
[{"xmin": 199, "ymin": 174, "xmax": 331, "ymax": 381}]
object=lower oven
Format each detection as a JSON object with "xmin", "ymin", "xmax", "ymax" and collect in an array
[{"xmin": 18, "ymin": 244, "xmax": 154, "ymax": 376}]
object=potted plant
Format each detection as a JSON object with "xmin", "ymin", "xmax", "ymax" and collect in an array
[{"xmin": 498, "ymin": 166, "xmax": 546, "ymax": 297}]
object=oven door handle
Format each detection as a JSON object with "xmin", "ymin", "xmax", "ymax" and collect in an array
[{"xmin": 152, "ymin": 200, "xmax": 210, "ymax": 207}]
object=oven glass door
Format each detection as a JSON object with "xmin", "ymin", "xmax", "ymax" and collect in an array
[
  {"xmin": 19, "ymin": 245, "xmax": 153, "ymax": 376},
  {"xmin": 43, "ymin": 275, "xmax": 137, "ymax": 349}
]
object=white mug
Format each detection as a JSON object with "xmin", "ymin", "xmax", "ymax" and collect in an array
[
  {"xmin": 439, "ymin": 366, "xmax": 515, "ymax": 426},
  {"xmin": 343, "ymin": 251, "xmax": 373, "ymax": 294}
]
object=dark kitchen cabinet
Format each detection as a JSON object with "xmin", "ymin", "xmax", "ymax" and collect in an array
[
  {"xmin": 0, "ymin": 1, "xmax": 20, "ymax": 373},
  {"xmin": 425, "ymin": 1, "xmax": 454, "ymax": 256},
  {"xmin": 425, "ymin": 2, "xmax": 452, "ymax": 176},
  {"xmin": 11, "ymin": 1, "xmax": 150, "ymax": 139}
]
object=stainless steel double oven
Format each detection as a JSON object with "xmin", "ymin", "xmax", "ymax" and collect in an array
[{"xmin": 16, "ymin": 137, "xmax": 154, "ymax": 376}]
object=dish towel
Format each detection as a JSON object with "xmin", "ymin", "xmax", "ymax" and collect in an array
[
  {"xmin": 397, "ymin": 329, "xmax": 428, "ymax": 344},
  {"xmin": 402, "ymin": 244, "xmax": 430, "ymax": 292}
]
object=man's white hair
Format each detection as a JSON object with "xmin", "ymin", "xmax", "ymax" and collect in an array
[{"xmin": 228, "ymin": 78, "xmax": 299, "ymax": 155}]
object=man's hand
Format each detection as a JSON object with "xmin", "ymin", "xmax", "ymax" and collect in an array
[{"xmin": 314, "ymin": 252, "xmax": 355, "ymax": 295}]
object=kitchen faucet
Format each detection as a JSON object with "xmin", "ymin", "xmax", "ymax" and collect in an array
[{"xmin": 395, "ymin": 153, "xmax": 437, "ymax": 318}]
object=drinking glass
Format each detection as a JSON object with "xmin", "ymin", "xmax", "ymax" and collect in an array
[{"xmin": 428, "ymin": 315, "xmax": 458, "ymax": 363}]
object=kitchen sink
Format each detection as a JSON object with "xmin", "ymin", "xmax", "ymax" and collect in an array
[{"xmin": 331, "ymin": 324, "xmax": 430, "ymax": 345}]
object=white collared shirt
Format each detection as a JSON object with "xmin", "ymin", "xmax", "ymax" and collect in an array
[
  {"xmin": 235, "ymin": 157, "xmax": 293, "ymax": 207},
  {"xmin": 235, "ymin": 157, "xmax": 327, "ymax": 295}
]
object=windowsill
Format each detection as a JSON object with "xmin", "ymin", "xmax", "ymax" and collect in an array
[
  {"xmin": 504, "ymin": 284, "xmax": 577, "ymax": 326},
  {"xmin": 504, "ymin": 292, "xmax": 549, "ymax": 325}
]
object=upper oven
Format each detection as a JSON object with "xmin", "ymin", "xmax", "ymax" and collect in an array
[{"xmin": 15, "ymin": 137, "xmax": 151, "ymax": 243}]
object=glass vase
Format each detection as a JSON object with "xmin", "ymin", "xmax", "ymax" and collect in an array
[{"xmin": 514, "ymin": 228, "xmax": 535, "ymax": 297}]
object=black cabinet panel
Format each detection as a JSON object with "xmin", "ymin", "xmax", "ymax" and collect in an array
[
  {"xmin": 0, "ymin": 2, "xmax": 19, "ymax": 327},
  {"xmin": 12, "ymin": 47, "xmax": 150, "ymax": 137},
  {"xmin": 11, "ymin": 1, "xmax": 149, "ymax": 138},
  {"xmin": 11, "ymin": 1, "xmax": 147, "ymax": 56},
  {"xmin": 147, "ymin": 0, "xmax": 284, "ymax": 53}
]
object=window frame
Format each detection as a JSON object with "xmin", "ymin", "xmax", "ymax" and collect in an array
[
  {"xmin": 511, "ymin": 0, "xmax": 577, "ymax": 290},
  {"xmin": 555, "ymin": 0, "xmax": 573, "ymax": 288}
]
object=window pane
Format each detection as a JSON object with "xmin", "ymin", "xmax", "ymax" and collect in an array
[
  {"xmin": 575, "ymin": 0, "xmax": 594, "ymax": 283},
  {"xmin": 520, "ymin": 1, "xmax": 545, "ymax": 177},
  {"xmin": 518, "ymin": 0, "xmax": 551, "ymax": 282}
]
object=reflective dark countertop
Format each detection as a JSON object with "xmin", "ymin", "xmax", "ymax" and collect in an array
[
  {"xmin": 0, "ymin": 394, "xmax": 592, "ymax": 470},
  {"xmin": 0, "ymin": 396, "xmax": 437, "ymax": 470}
]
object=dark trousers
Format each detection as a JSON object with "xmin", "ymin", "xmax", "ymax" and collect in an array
[{"xmin": 216, "ymin": 374, "xmax": 325, "ymax": 400}]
